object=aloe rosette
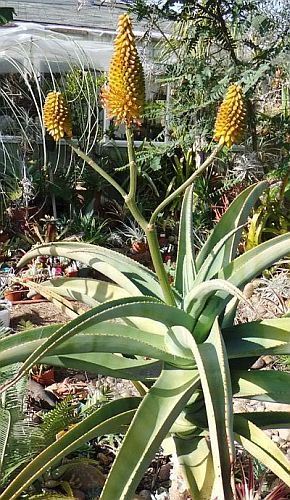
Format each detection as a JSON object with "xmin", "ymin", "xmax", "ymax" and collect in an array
[
  {"xmin": 1, "ymin": 181, "xmax": 290, "ymax": 499},
  {"xmin": 1, "ymin": 14, "xmax": 290, "ymax": 500}
]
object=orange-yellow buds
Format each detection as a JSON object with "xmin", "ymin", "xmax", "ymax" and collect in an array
[
  {"xmin": 102, "ymin": 14, "xmax": 145, "ymax": 127},
  {"xmin": 43, "ymin": 91, "xmax": 72, "ymax": 142},
  {"xmin": 214, "ymin": 84, "xmax": 246, "ymax": 148}
]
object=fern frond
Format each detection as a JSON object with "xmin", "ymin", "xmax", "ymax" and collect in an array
[
  {"xmin": 1, "ymin": 422, "xmax": 43, "ymax": 486},
  {"xmin": 80, "ymin": 384, "xmax": 114, "ymax": 417}
]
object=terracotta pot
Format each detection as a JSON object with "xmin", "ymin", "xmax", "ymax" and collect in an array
[
  {"xmin": 31, "ymin": 368, "xmax": 55, "ymax": 386},
  {"xmin": 4, "ymin": 290, "xmax": 25, "ymax": 302},
  {"xmin": 131, "ymin": 241, "xmax": 148, "ymax": 254}
]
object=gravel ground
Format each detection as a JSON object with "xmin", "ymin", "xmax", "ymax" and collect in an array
[{"xmin": 10, "ymin": 301, "xmax": 69, "ymax": 329}]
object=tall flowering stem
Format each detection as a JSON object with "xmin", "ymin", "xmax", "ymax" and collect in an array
[
  {"xmin": 125, "ymin": 127, "xmax": 138, "ymax": 203},
  {"xmin": 100, "ymin": 14, "xmax": 177, "ymax": 306},
  {"xmin": 43, "ymin": 20, "xmax": 243, "ymax": 308},
  {"xmin": 125, "ymin": 128, "xmax": 177, "ymax": 306},
  {"xmin": 149, "ymin": 84, "xmax": 246, "ymax": 224}
]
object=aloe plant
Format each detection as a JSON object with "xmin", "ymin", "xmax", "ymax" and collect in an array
[
  {"xmin": 1, "ymin": 14, "xmax": 290, "ymax": 500},
  {"xmin": 0, "ymin": 180, "xmax": 290, "ymax": 499}
]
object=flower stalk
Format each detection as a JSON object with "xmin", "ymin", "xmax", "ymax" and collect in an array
[
  {"xmin": 125, "ymin": 126, "xmax": 138, "ymax": 203},
  {"xmin": 124, "ymin": 127, "xmax": 176, "ymax": 305},
  {"xmin": 66, "ymin": 128, "xmax": 223, "ymax": 308},
  {"xmin": 145, "ymin": 225, "xmax": 177, "ymax": 306},
  {"xmin": 67, "ymin": 140, "xmax": 127, "ymax": 199}
]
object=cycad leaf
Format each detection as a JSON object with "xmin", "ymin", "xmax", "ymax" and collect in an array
[
  {"xmin": 175, "ymin": 185, "xmax": 196, "ymax": 295},
  {"xmin": 0, "ymin": 409, "xmax": 11, "ymax": 476},
  {"xmin": 0, "ymin": 366, "xmax": 44, "ymax": 487}
]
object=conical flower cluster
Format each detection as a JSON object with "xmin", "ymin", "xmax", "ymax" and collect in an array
[
  {"xmin": 102, "ymin": 14, "xmax": 145, "ymax": 126},
  {"xmin": 43, "ymin": 91, "xmax": 72, "ymax": 142},
  {"xmin": 214, "ymin": 84, "xmax": 246, "ymax": 148}
]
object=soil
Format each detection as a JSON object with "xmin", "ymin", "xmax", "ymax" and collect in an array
[{"xmin": 10, "ymin": 301, "xmax": 70, "ymax": 330}]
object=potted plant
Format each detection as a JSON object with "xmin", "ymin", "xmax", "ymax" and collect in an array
[
  {"xmin": 116, "ymin": 220, "xmax": 149, "ymax": 255},
  {"xmin": 4, "ymin": 283, "xmax": 28, "ymax": 302}
]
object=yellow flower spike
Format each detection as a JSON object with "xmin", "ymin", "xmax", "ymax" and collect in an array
[
  {"xmin": 214, "ymin": 83, "xmax": 246, "ymax": 148},
  {"xmin": 43, "ymin": 91, "xmax": 72, "ymax": 142},
  {"xmin": 102, "ymin": 14, "xmax": 145, "ymax": 127}
]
